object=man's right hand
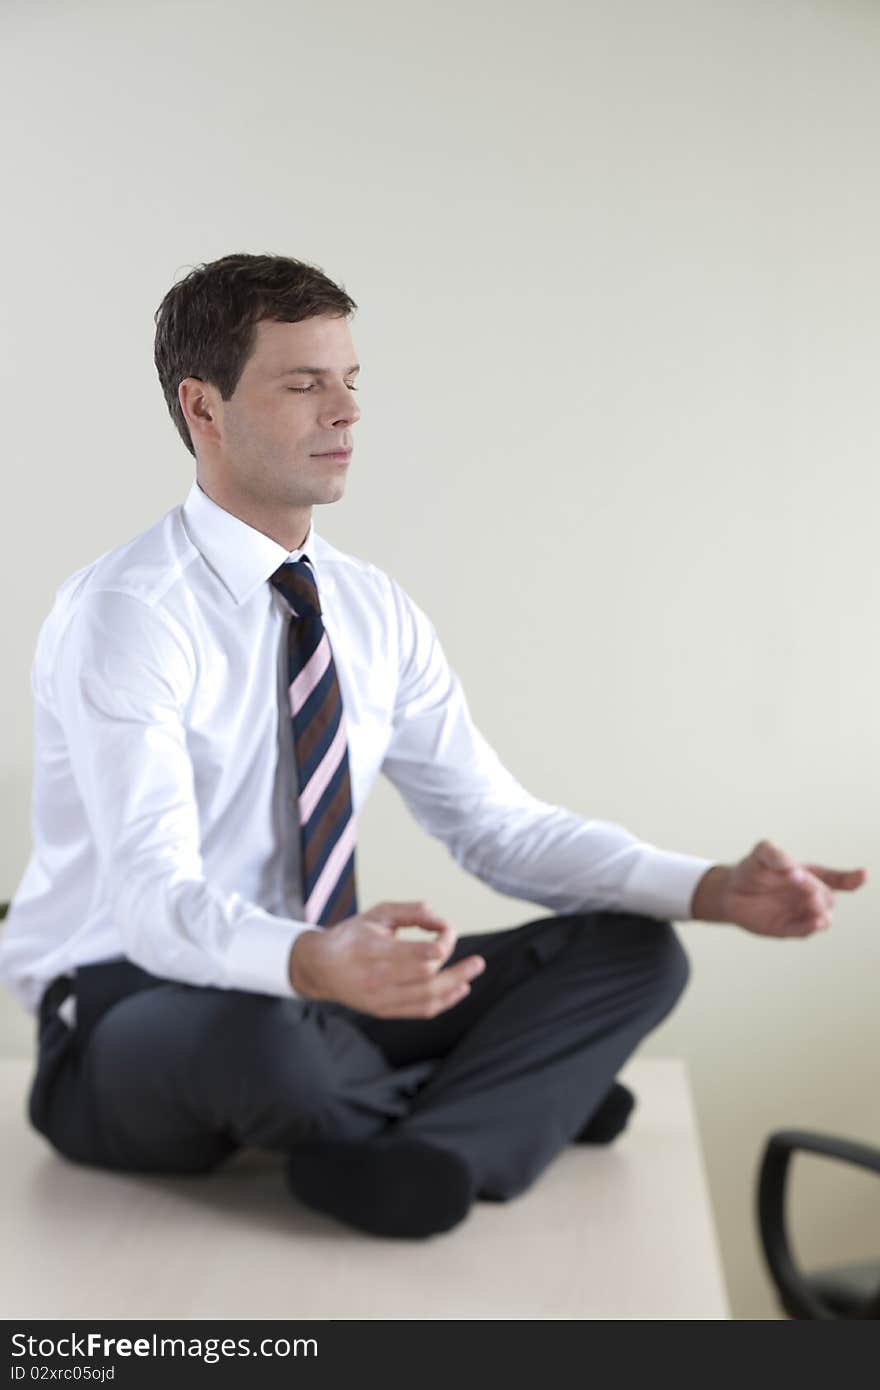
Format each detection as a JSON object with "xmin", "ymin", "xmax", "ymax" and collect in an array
[{"xmin": 288, "ymin": 900, "xmax": 485, "ymax": 1018}]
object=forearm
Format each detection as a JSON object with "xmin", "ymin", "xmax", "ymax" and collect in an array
[
  {"xmin": 111, "ymin": 865, "xmax": 308, "ymax": 997},
  {"xmin": 452, "ymin": 784, "xmax": 713, "ymax": 922},
  {"xmin": 413, "ymin": 784, "xmax": 714, "ymax": 922},
  {"xmin": 688, "ymin": 864, "xmax": 733, "ymax": 922},
  {"xmin": 288, "ymin": 928, "xmax": 326, "ymax": 998}
]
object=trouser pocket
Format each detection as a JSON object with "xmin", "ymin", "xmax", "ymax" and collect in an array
[
  {"xmin": 28, "ymin": 1014, "xmax": 75, "ymax": 1136},
  {"xmin": 73, "ymin": 958, "xmax": 171, "ymax": 1052},
  {"xmin": 29, "ymin": 959, "xmax": 172, "ymax": 1165}
]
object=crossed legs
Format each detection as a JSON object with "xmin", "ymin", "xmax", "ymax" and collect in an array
[{"xmin": 29, "ymin": 910, "xmax": 689, "ymax": 1235}]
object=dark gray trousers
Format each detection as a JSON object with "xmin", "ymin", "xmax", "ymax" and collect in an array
[{"xmin": 28, "ymin": 910, "xmax": 689, "ymax": 1203}]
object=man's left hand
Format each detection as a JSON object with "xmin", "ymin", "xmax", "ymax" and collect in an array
[{"xmin": 690, "ymin": 840, "xmax": 868, "ymax": 937}]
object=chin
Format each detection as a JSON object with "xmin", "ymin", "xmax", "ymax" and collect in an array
[{"xmin": 317, "ymin": 483, "xmax": 347, "ymax": 505}]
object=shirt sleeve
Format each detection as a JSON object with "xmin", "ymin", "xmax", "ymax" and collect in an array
[
  {"xmin": 54, "ymin": 590, "xmax": 320, "ymax": 997},
  {"xmin": 380, "ymin": 577, "xmax": 714, "ymax": 922}
]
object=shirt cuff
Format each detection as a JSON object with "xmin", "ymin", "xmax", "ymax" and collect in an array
[
  {"xmin": 224, "ymin": 910, "xmax": 322, "ymax": 999},
  {"xmin": 620, "ymin": 848, "xmax": 716, "ymax": 922}
]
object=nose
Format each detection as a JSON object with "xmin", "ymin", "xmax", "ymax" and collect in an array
[{"xmin": 319, "ymin": 381, "xmax": 361, "ymax": 431}]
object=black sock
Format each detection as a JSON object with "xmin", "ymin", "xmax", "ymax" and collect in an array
[
  {"xmin": 573, "ymin": 1082, "xmax": 636, "ymax": 1144},
  {"xmin": 286, "ymin": 1135, "xmax": 474, "ymax": 1238}
]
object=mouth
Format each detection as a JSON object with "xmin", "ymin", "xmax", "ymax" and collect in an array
[{"xmin": 311, "ymin": 449, "xmax": 352, "ymax": 461}]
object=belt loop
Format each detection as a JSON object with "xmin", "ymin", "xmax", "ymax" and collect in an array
[{"xmin": 39, "ymin": 974, "xmax": 76, "ymax": 1031}]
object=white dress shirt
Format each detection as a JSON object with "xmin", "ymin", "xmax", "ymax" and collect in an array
[{"xmin": 0, "ymin": 479, "xmax": 714, "ymax": 1017}]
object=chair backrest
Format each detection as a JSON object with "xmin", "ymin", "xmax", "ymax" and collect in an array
[{"xmin": 758, "ymin": 1129, "xmax": 880, "ymax": 1320}]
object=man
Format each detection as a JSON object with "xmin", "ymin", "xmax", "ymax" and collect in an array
[{"xmin": 0, "ymin": 253, "xmax": 866, "ymax": 1239}]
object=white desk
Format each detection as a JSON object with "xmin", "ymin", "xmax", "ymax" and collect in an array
[{"xmin": 0, "ymin": 1056, "xmax": 729, "ymax": 1320}]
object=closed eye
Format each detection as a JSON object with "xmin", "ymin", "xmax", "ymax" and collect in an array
[{"xmin": 287, "ymin": 385, "xmax": 359, "ymax": 394}]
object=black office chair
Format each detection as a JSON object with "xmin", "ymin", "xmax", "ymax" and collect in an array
[{"xmin": 758, "ymin": 1129, "xmax": 880, "ymax": 1319}]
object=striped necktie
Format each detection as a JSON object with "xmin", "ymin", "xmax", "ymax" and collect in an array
[{"xmin": 270, "ymin": 557, "xmax": 358, "ymax": 926}]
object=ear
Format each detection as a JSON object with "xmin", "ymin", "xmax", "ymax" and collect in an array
[{"xmin": 179, "ymin": 377, "xmax": 223, "ymax": 449}]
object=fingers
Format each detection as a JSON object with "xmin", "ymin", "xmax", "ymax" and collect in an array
[
  {"xmin": 419, "ymin": 916, "xmax": 457, "ymax": 965},
  {"xmin": 798, "ymin": 875, "xmax": 833, "ymax": 912},
  {"xmin": 373, "ymin": 954, "xmax": 486, "ymax": 1019},
  {"xmin": 803, "ymin": 865, "xmax": 868, "ymax": 892},
  {"xmin": 779, "ymin": 917, "xmax": 829, "ymax": 938},
  {"xmin": 752, "ymin": 843, "xmax": 868, "ymax": 905},
  {"xmin": 752, "ymin": 842, "xmax": 868, "ymax": 896},
  {"xmin": 756, "ymin": 907, "xmax": 829, "ymax": 938},
  {"xmin": 365, "ymin": 937, "xmax": 452, "ymax": 985},
  {"xmin": 777, "ymin": 862, "xmax": 865, "ymax": 935},
  {"xmin": 367, "ymin": 899, "xmax": 452, "ymax": 931},
  {"xmin": 792, "ymin": 875, "xmax": 832, "ymax": 923},
  {"xmin": 785, "ymin": 863, "xmax": 866, "ymax": 926},
  {"xmin": 753, "ymin": 839, "xmax": 797, "ymax": 873},
  {"xmin": 366, "ymin": 899, "xmax": 458, "ymax": 965}
]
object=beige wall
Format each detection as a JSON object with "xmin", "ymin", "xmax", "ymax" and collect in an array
[{"xmin": 2, "ymin": 0, "xmax": 879, "ymax": 1318}]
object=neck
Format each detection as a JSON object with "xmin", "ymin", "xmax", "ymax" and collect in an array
[{"xmin": 196, "ymin": 478, "xmax": 312, "ymax": 553}]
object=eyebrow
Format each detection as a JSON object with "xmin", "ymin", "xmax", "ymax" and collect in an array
[{"xmin": 277, "ymin": 364, "xmax": 360, "ymax": 377}]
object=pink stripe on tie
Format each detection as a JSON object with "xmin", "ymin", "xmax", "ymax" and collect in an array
[
  {"xmin": 304, "ymin": 815, "xmax": 358, "ymax": 924},
  {"xmin": 288, "ymin": 632, "xmax": 332, "ymax": 717},
  {"xmin": 298, "ymin": 717, "xmax": 347, "ymax": 825}
]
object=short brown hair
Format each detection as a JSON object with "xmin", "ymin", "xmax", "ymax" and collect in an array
[{"xmin": 153, "ymin": 252, "xmax": 358, "ymax": 456}]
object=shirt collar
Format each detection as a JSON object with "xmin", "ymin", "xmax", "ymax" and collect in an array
[{"xmin": 181, "ymin": 478, "xmax": 324, "ymax": 606}]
